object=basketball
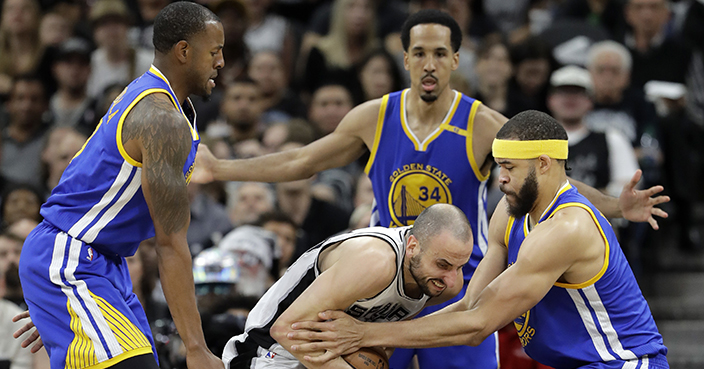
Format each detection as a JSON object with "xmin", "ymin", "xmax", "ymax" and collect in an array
[{"xmin": 342, "ymin": 347, "xmax": 389, "ymax": 369}]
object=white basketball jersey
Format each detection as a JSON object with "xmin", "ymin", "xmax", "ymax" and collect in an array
[{"xmin": 223, "ymin": 226, "xmax": 429, "ymax": 367}]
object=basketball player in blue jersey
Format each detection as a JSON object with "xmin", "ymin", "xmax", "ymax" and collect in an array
[
  {"xmin": 15, "ymin": 3, "xmax": 225, "ymax": 369},
  {"xmin": 223, "ymin": 204, "xmax": 472, "ymax": 369},
  {"xmin": 286, "ymin": 110, "xmax": 669, "ymax": 369},
  {"xmin": 194, "ymin": 9, "xmax": 668, "ymax": 369}
]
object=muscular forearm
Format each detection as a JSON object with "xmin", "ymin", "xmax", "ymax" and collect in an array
[
  {"xmin": 363, "ymin": 310, "xmax": 488, "ymax": 349},
  {"xmin": 213, "ymin": 149, "xmax": 315, "ymax": 182},
  {"xmin": 569, "ymin": 178, "xmax": 621, "ymax": 218},
  {"xmin": 156, "ymin": 240, "xmax": 207, "ymax": 351}
]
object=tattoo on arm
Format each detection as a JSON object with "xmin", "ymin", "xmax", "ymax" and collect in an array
[{"xmin": 124, "ymin": 94, "xmax": 191, "ymax": 235}]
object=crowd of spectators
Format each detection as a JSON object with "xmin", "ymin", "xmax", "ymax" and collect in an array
[{"xmin": 1, "ymin": 0, "xmax": 703, "ymax": 368}]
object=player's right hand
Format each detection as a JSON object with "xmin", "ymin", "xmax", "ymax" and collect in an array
[
  {"xmin": 192, "ymin": 143, "xmax": 217, "ymax": 184},
  {"xmin": 12, "ymin": 310, "xmax": 44, "ymax": 353},
  {"xmin": 288, "ymin": 310, "xmax": 364, "ymax": 364},
  {"xmin": 186, "ymin": 348, "xmax": 224, "ymax": 369}
]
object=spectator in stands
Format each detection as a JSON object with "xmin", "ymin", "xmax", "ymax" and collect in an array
[
  {"xmin": 355, "ymin": 48, "xmax": 403, "ymax": 103},
  {"xmin": 210, "ymin": 0, "xmax": 250, "ymax": 90},
  {"xmin": 217, "ymin": 225, "xmax": 277, "ymax": 297},
  {"xmin": 243, "ymin": 0, "xmax": 296, "ymax": 78},
  {"xmin": 305, "ymin": 0, "xmax": 406, "ymax": 51},
  {"xmin": 306, "ymin": 85, "xmax": 359, "ymax": 210},
  {"xmin": 474, "ymin": 36, "xmax": 531, "ymax": 118},
  {"xmin": 509, "ymin": 36, "xmax": 552, "ymax": 114},
  {"xmin": 1, "ymin": 184, "xmax": 43, "ymax": 227},
  {"xmin": 219, "ymin": 78, "xmax": 265, "ymax": 145},
  {"xmin": 0, "ymin": 246, "xmax": 32, "ymax": 368},
  {"xmin": 49, "ymin": 38, "xmax": 100, "ymax": 135},
  {"xmin": 227, "ymin": 181, "xmax": 276, "ymax": 226},
  {"xmin": 248, "ymin": 51, "xmax": 307, "ymax": 122},
  {"xmin": 308, "ymin": 83, "xmax": 354, "ymax": 137},
  {"xmin": 556, "ymin": 0, "xmax": 627, "ymax": 38},
  {"xmin": 86, "ymin": 0, "xmax": 152, "ymax": 98},
  {"xmin": 585, "ymin": 40, "xmax": 661, "ymax": 184},
  {"xmin": 256, "ymin": 211, "xmax": 299, "ymax": 277},
  {"xmin": 1, "ymin": 76, "xmax": 50, "ymax": 189},
  {"xmin": 0, "ymin": 0, "xmax": 43, "ymax": 97},
  {"xmin": 301, "ymin": 0, "xmax": 379, "ymax": 96},
  {"xmin": 623, "ymin": 0, "xmax": 691, "ymax": 88},
  {"xmin": 130, "ymin": 0, "xmax": 170, "ymax": 50},
  {"xmin": 276, "ymin": 142, "xmax": 350, "ymax": 260},
  {"xmin": 547, "ymin": 65, "xmax": 639, "ymax": 197},
  {"xmin": 187, "ymin": 182, "xmax": 233, "ymax": 255},
  {"xmin": 0, "ymin": 232, "xmax": 24, "ymax": 308},
  {"xmin": 39, "ymin": 11, "xmax": 73, "ymax": 48}
]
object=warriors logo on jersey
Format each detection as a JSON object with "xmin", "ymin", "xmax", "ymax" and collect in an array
[{"xmin": 387, "ymin": 165, "xmax": 453, "ymax": 226}]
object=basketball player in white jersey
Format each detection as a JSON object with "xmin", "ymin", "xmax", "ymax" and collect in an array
[{"xmin": 221, "ymin": 204, "xmax": 472, "ymax": 369}]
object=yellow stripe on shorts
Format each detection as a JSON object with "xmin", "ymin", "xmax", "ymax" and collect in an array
[
  {"xmin": 67, "ymin": 299, "xmax": 98, "ymax": 369},
  {"xmin": 90, "ymin": 292, "xmax": 151, "ymax": 351},
  {"xmin": 66, "ymin": 291, "xmax": 152, "ymax": 369}
]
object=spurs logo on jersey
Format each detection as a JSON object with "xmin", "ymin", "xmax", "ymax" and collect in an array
[
  {"xmin": 347, "ymin": 302, "xmax": 411, "ymax": 322},
  {"xmin": 387, "ymin": 165, "xmax": 453, "ymax": 227}
]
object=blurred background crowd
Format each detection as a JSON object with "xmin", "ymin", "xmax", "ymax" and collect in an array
[{"xmin": 0, "ymin": 0, "xmax": 703, "ymax": 367}]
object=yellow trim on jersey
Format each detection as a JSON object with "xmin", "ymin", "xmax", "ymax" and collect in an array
[
  {"xmin": 504, "ymin": 216, "xmax": 515, "ymax": 249},
  {"xmin": 465, "ymin": 100, "xmax": 489, "ymax": 181},
  {"xmin": 549, "ymin": 202, "xmax": 610, "ymax": 289},
  {"xmin": 91, "ymin": 292, "xmax": 151, "ymax": 350},
  {"xmin": 399, "ymin": 90, "xmax": 461, "ymax": 152},
  {"xmin": 149, "ymin": 66, "xmax": 199, "ymax": 141},
  {"xmin": 399, "ymin": 90, "xmax": 419, "ymax": 151},
  {"xmin": 116, "ymin": 88, "xmax": 175, "ymax": 167},
  {"xmin": 67, "ymin": 299, "xmax": 98, "ymax": 369},
  {"xmin": 419, "ymin": 92, "xmax": 462, "ymax": 151},
  {"xmin": 365, "ymin": 94, "xmax": 390, "ymax": 174}
]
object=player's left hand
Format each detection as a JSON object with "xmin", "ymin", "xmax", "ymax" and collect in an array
[
  {"xmin": 12, "ymin": 311, "xmax": 44, "ymax": 353},
  {"xmin": 192, "ymin": 143, "xmax": 217, "ymax": 184},
  {"xmin": 288, "ymin": 310, "xmax": 363, "ymax": 364},
  {"xmin": 619, "ymin": 170, "xmax": 669, "ymax": 230}
]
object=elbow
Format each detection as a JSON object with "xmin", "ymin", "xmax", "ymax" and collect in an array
[
  {"xmin": 270, "ymin": 320, "xmax": 290, "ymax": 345},
  {"xmin": 465, "ymin": 330, "xmax": 492, "ymax": 347}
]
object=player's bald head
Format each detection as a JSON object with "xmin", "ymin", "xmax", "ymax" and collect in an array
[{"xmin": 409, "ymin": 204, "xmax": 472, "ymax": 249}]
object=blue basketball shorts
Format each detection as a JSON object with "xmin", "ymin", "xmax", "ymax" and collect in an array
[
  {"xmin": 578, "ymin": 354, "xmax": 669, "ymax": 369},
  {"xmin": 19, "ymin": 221, "xmax": 156, "ymax": 369},
  {"xmin": 389, "ymin": 280, "xmax": 499, "ymax": 369}
]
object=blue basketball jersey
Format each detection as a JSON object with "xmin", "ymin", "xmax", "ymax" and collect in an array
[
  {"xmin": 41, "ymin": 66, "xmax": 200, "ymax": 258},
  {"xmin": 366, "ymin": 89, "xmax": 488, "ymax": 279},
  {"xmin": 505, "ymin": 183, "xmax": 667, "ymax": 368}
]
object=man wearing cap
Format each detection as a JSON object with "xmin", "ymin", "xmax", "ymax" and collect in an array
[
  {"xmin": 547, "ymin": 65, "xmax": 639, "ymax": 198},
  {"xmin": 288, "ymin": 110, "xmax": 669, "ymax": 369},
  {"xmin": 86, "ymin": 0, "xmax": 153, "ymax": 99},
  {"xmin": 50, "ymin": 38, "xmax": 100, "ymax": 135}
]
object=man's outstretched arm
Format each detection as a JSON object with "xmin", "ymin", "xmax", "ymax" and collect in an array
[
  {"xmin": 193, "ymin": 99, "xmax": 381, "ymax": 183},
  {"xmin": 570, "ymin": 169, "xmax": 669, "ymax": 229}
]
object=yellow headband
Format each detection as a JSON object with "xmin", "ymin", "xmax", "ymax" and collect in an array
[{"xmin": 492, "ymin": 139, "xmax": 568, "ymax": 160}]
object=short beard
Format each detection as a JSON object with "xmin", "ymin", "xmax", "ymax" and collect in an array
[
  {"xmin": 505, "ymin": 167, "xmax": 539, "ymax": 218},
  {"xmin": 420, "ymin": 93, "xmax": 438, "ymax": 102},
  {"xmin": 409, "ymin": 253, "xmax": 438, "ymax": 297}
]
